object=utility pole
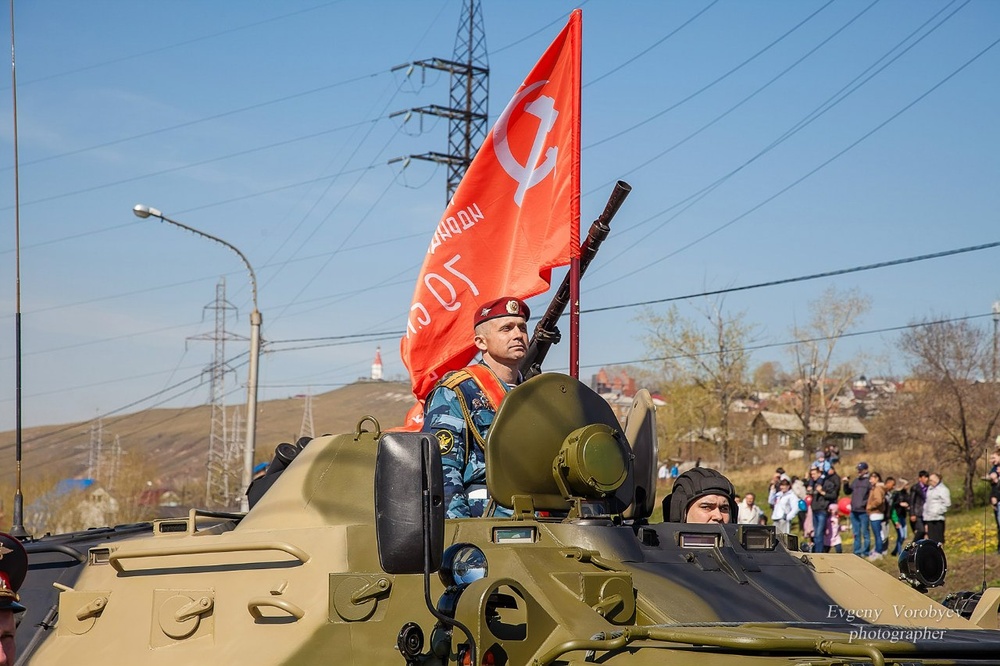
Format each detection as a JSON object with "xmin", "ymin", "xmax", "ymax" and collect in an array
[{"xmin": 389, "ymin": 0, "xmax": 489, "ymax": 203}]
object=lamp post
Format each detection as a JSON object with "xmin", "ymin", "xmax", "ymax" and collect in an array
[{"xmin": 133, "ymin": 204, "xmax": 261, "ymax": 511}]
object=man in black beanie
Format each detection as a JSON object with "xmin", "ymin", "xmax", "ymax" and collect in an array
[{"xmin": 662, "ymin": 467, "xmax": 738, "ymax": 523}]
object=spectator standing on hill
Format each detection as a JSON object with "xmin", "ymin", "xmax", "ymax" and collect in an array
[
  {"xmin": 809, "ymin": 462, "xmax": 840, "ymax": 553},
  {"xmin": 767, "ymin": 468, "xmax": 789, "ymax": 509},
  {"xmin": 771, "ymin": 478, "xmax": 798, "ymax": 535},
  {"xmin": 883, "ymin": 476, "xmax": 906, "ymax": 555},
  {"xmin": 923, "ymin": 472, "xmax": 951, "ymax": 544},
  {"xmin": 988, "ymin": 447, "xmax": 1000, "ymax": 553},
  {"xmin": 909, "ymin": 470, "xmax": 930, "ymax": 541},
  {"xmin": 843, "ymin": 462, "xmax": 872, "ymax": 557},
  {"xmin": 813, "ymin": 450, "xmax": 831, "ymax": 473},
  {"xmin": 737, "ymin": 492, "xmax": 764, "ymax": 525},
  {"xmin": 803, "ymin": 500, "xmax": 815, "ymax": 551},
  {"xmin": 866, "ymin": 471, "xmax": 886, "ymax": 560},
  {"xmin": 825, "ymin": 503, "xmax": 844, "ymax": 553},
  {"xmin": 791, "ymin": 475, "xmax": 807, "ymax": 532}
]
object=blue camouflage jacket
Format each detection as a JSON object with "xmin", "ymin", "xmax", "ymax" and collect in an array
[{"xmin": 422, "ymin": 363, "xmax": 511, "ymax": 518}]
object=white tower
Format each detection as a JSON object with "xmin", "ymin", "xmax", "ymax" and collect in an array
[{"xmin": 371, "ymin": 347, "xmax": 383, "ymax": 381}]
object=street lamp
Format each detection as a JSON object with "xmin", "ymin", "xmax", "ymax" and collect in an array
[{"xmin": 133, "ymin": 204, "xmax": 261, "ymax": 511}]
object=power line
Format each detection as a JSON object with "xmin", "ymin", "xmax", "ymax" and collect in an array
[
  {"xmin": 585, "ymin": 0, "xmax": 836, "ymax": 150},
  {"xmin": 583, "ymin": 0, "xmax": 883, "ymax": 198},
  {"xmin": 584, "ymin": 1, "xmax": 720, "ymax": 89},
  {"xmin": 0, "ymin": 119, "xmax": 379, "ymax": 210},
  {"xmin": 578, "ymin": 312, "xmax": 994, "ymax": 371},
  {"xmin": 268, "ymin": 330, "xmax": 400, "ymax": 345},
  {"xmin": 584, "ymin": 239, "xmax": 1000, "ymax": 314},
  {"xmin": 595, "ymin": 29, "xmax": 1000, "ymax": 290},
  {"xmin": 589, "ymin": 0, "xmax": 975, "ymax": 282},
  {"xmin": 489, "ymin": 1, "xmax": 590, "ymax": 55},
  {"xmin": 2, "ymin": 1, "xmax": 346, "ymax": 90},
  {"xmin": 1, "ymin": 69, "xmax": 388, "ymax": 173}
]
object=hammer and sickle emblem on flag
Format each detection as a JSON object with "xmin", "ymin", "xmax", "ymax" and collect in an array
[{"xmin": 493, "ymin": 80, "xmax": 560, "ymax": 207}]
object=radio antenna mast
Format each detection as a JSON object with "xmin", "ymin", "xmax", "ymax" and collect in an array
[{"xmin": 8, "ymin": 0, "xmax": 28, "ymax": 538}]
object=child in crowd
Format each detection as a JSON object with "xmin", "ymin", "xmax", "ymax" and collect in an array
[{"xmin": 825, "ymin": 503, "xmax": 844, "ymax": 553}]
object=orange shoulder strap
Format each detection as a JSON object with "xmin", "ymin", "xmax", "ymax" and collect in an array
[{"xmin": 463, "ymin": 364, "xmax": 510, "ymax": 412}]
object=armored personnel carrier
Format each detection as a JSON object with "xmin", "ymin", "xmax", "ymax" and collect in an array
[{"xmin": 16, "ymin": 372, "xmax": 1000, "ymax": 664}]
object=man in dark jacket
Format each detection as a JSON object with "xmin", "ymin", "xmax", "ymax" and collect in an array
[
  {"xmin": 909, "ymin": 470, "xmax": 929, "ymax": 542},
  {"xmin": 809, "ymin": 463, "xmax": 840, "ymax": 552},
  {"xmin": 885, "ymin": 476, "xmax": 908, "ymax": 555},
  {"xmin": 843, "ymin": 461, "xmax": 872, "ymax": 557}
]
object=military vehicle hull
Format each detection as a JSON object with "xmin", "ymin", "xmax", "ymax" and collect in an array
[{"xmin": 19, "ymin": 374, "xmax": 1000, "ymax": 664}]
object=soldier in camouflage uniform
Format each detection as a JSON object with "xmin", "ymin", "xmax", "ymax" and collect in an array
[{"xmin": 422, "ymin": 296, "xmax": 530, "ymax": 518}]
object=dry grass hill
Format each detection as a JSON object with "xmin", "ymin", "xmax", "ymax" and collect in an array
[{"xmin": 0, "ymin": 380, "xmax": 414, "ymax": 493}]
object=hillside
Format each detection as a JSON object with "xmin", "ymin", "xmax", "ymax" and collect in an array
[{"xmin": 0, "ymin": 380, "xmax": 414, "ymax": 491}]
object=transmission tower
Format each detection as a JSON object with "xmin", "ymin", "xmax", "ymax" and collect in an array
[
  {"xmin": 230, "ymin": 407, "xmax": 244, "ymax": 490},
  {"xmin": 299, "ymin": 389, "xmax": 315, "ymax": 441},
  {"xmin": 189, "ymin": 277, "xmax": 245, "ymax": 508},
  {"xmin": 106, "ymin": 435, "xmax": 122, "ymax": 491},
  {"xmin": 390, "ymin": 0, "xmax": 489, "ymax": 202},
  {"xmin": 87, "ymin": 417, "xmax": 103, "ymax": 481}
]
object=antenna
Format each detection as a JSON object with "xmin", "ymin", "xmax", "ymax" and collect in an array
[{"xmin": 8, "ymin": 0, "xmax": 28, "ymax": 539}]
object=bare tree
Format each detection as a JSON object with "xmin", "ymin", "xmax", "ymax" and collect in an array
[
  {"xmin": 641, "ymin": 300, "xmax": 756, "ymax": 471},
  {"xmin": 752, "ymin": 360, "xmax": 787, "ymax": 392},
  {"xmin": 790, "ymin": 287, "xmax": 871, "ymax": 450},
  {"xmin": 898, "ymin": 317, "xmax": 1000, "ymax": 508}
]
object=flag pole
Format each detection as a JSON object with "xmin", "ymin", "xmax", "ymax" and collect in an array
[
  {"xmin": 568, "ymin": 9, "xmax": 582, "ymax": 380},
  {"xmin": 569, "ymin": 259, "xmax": 580, "ymax": 379}
]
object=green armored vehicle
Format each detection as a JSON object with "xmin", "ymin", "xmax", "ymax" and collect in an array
[{"xmin": 17, "ymin": 372, "xmax": 1000, "ymax": 664}]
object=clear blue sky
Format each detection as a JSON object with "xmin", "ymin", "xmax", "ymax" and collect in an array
[{"xmin": 2, "ymin": 0, "xmax": 998, "ymax": 432}]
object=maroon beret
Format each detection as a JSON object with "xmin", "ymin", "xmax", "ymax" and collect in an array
[{"xmin": 474, "ymin": 297, "xmax": 530, "ymax": 328}]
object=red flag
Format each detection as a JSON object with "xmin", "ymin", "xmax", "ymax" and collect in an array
[{"xmin": 400, "ymin": 9, "xmax": 582, "ymax": 407}]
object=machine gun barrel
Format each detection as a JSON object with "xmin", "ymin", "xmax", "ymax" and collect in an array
[{"xmin": 520, "ymin": 180, "xmax": 631, "ymax": 380}]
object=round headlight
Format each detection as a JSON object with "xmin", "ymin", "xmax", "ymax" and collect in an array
[
  {"xmin": 439, "ymin": 543, "xmax": 488, "ymax": 588},
  {"xmin": 898, "ymin": 539, "xmax": 947, "ymax": 588}
]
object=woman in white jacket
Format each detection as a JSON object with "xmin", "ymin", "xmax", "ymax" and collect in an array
[
  {"xmin": 922, "ymin": 472, "xmax": 951, "ymax": 544},
  {"xmin": 771, "ymin": 478, "xmax": 799, "ymax": 535}
]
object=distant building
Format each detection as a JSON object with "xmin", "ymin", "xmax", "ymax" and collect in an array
[
  {"xmin": 591, "ymin": 368, "xmax": 636, "ymax": 399},
  {"xmin": 590, "ymin": 368, "xmax": 643, "ymax": 423},
  {"xmin": 137, "ymin": 487, "xmax": 187, "ymax": 519},
  {"xmin": 371, "ymin": 346, "xmax": 383, "ymax": 381},
  {"xmin": 751, "ymin": 411, "xmax": 867, "ymax": 453},
  {"xmin": 27, "ymin": 478, "xmax": 120, "ymax": 533}
]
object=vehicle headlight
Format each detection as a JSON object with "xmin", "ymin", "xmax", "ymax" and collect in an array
[{"xmin": 439, "ymin": 543, "xmax": 488, "ymax": 588}]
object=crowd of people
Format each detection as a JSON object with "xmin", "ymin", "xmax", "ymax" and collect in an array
[
  {"xmin": 734, "ymin": 446, "xmax": 956, "ymax": 557},
  {"xmin": 408, "ymin": 291, "xmax": 994, "ymax": 551},
  {"xmin": 655, "ymin": 446, "xmax": 963, "ymax": 561}
]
